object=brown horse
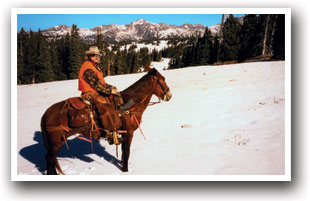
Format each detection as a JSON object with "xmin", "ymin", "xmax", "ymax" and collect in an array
[{"xmin": 40, "ymin": 67, "xmax": 172, "ymax": 174}]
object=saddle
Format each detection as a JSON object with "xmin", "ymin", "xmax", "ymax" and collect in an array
[
  {"xmin": 62, "ymin": 96, "xmax": 130, "ymax": 145},
  {"xmin": 67, "ymin": 97, "xmax": 91, "ymax": 128},
  {"xmin": 68, "ymin": 97, "xmax": 87, "ymax": 109}
]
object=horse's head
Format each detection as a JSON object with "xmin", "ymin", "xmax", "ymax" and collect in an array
[{"xmin": 146, "ymin": 67, "xmax": 172, "ymax": 102}]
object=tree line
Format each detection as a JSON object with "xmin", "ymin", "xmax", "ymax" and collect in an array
[
  {"xmin": 17, "ymin": 25, "xmax": 162, "ymax": 84},
  {"xmin": 17, "ymin": 14, "xmax": 285, "ymax": 84},
  {"xmin": 167, "ymin": 14, "xmax": 285, "ymax": 69}
]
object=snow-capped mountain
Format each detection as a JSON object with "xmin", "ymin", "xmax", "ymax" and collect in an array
[
  {"xmin": 42, "ymin": 19, "xmax": 208, "ymax": 42},
  {"xmin": 41, "ymin": 17, "xmax": 244, "ymax": 42}
]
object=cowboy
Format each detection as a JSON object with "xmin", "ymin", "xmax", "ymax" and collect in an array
[
  {"xmin": 78, "ymin": 46, "xmax": 123, "ymax": 144},
  {"xmin": 78, "ymin": 46, "xmax": 122, "ymax": 105}
]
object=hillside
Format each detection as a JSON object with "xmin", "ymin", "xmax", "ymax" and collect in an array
[{"xmin": 15, "ymin": 61, "xmax": 287, "ymax": 180}]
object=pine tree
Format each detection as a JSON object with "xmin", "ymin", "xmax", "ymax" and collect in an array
[
  {"xmin": 131, "ymin": 52, "xmax": 140, "ymax": 73},
  {"xmin": 181, "ymin": 45, "xmax": 191, "ymax": 67},
  {"xmin": 238, "ymin": 14, "xmax": 260, "ymax": 61},
  {"xmin": 254, "ymin": 15, "xmax": 270, "ymax": 57},
  {"xmin": 67, "ymin": 24, "xmax": 83, "ymax": 79},
  {"xmin": 95, "ymin": 29, "xmax": 106, "ymax": 72},
  {"xmin": 262, "ymin": 14, "xmax": 270, "ymax": 56},
  {"xmin": 56, "ymin": 34, "xmax": 70, "ymax": 79},
  {"xmin": 269, "ymin": 14, "xmax": 278, "ymax": 55},
  {"xmin": 272, "ymin": 14, "xmax": 285, "ymax": 60},
  {"xmin": 139, "ymin": 47, "xmax": 151, "ymax": 68},
  {"xmin": 53, "ymin": 37, "xmax": 68, "ymax": 80},
  {"xmin": 151, "ymin": 48, "xmax": 162, "ymax": 62},
  {"xmin": 122, "ymin": 48, "xmax": 130, "ymax": 74},
  {"xmin": 220, "ymin": 14, "xmax": 241, "ymax": 61},
  {"xmin": 169, "ymin": 44, "xmax": 183, "ymax": 69},
  {"xmin": 35, "ymin": 29, "xmax": 54, "ymax": 83},
  {"xmin": 103, "ymin": 45, "xmax": 113, "ymax": 76},
  {"xmin": 216, "ymin": 14, "xmax": 225, "ymax": 63},
  {"xmin": 24, "ymin": 30, "xmax": 38, "ymax": 84},
  {"xmin": 195, "ymin": 27, "xmax": 213, "ymax": 65},
  {"xmin": 209, "ymin": 34, "xmax": 219, "ymax": 64},
  {"xmin": 17, "ymin": 28, "xmax": 27, "ymax": 84},
  {"xmin": 114, "ymin": 48, "xmax": 124, "ymax": 75},
  {"xmin": 50, "ymin": 39, "xmax": 67, "ymax": 80},
  {"xmin": 194, "ymin": 37, "xmax": 203, "ymax": 65}
]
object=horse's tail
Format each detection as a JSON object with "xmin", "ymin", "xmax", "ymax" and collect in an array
[{"xmin": 40, "ymin": 113, "xmax": 50, "ymax": 150}]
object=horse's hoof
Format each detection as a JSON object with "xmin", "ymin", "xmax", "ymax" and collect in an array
[
  {"xmin": 122, "ymin": 167, "xmax": 128, "ymax": 172},
  {"xmin": 46, "ymin": 170, "xmax": 58, "ymax": 175}
]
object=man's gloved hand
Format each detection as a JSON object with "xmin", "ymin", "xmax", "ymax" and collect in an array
[
  {"xmin": 110, "ymin": 86, "xmax": 118, "ymax": 95},
  {"xmin": 110, "ymin": 86, "xmax": 124, "ymax": 106},
  {"xmin": 114, "ymin": 95, "xmax": 124, "ymax": 106}
]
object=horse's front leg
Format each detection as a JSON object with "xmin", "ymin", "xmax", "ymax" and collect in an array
[{"xmin": 121, "ymin": 131, "xmax": 133, "ymax": 172}]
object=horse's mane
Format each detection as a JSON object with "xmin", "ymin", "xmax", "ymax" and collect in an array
[{"xmin": 120, "ymin": 68, "xmax": 158, "ymax": 102}]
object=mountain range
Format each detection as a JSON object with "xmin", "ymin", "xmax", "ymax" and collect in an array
[{"xmin": 41, "ymin": 17, "xmax": 244, "ymax": 42}]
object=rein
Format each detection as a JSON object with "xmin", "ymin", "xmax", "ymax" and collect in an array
[
  {"xmin": 148, "ymin": 97, "xmax": 162, "ymax": 106},
  {"xmin": 128, "ymin": 76, "xmax": 158, "ymax": 112},
  {"xmin": 132, "ymin": 114, "xmax": 146, "ymax": 140},
  {"xmin": 114, "ymin": 75, "xmax": 160, "ymax": 141}
]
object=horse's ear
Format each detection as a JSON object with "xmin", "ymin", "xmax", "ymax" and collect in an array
[{"xmin": 144, "ymin": 64, "xmax": 151, "ymax": 72}]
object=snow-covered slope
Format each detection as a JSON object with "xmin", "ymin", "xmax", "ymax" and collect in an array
[{"xmin": 15, "ymin": 61, "xmax": 287, "ymax": 179}]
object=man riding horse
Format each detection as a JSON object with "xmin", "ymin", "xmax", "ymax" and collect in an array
[
  {"xmin": 78, "ymin": 46, "xmax": 129, "ymax": 145},
  {"xmin": 41, "ymin": 47, "xmax": 172, "ymax": 174}
]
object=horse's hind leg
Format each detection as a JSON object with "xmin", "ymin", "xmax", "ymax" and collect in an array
[
  {"xmin": 45, "ymin": 149, "xmax": 58, "ymax": 175},
  {"xmin": 45, "ymin": 134, "xmax": 65, "ymax": 175}
]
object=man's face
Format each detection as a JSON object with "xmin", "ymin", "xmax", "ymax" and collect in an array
[{"xmin": 90, "ymin": 54, "xmax": 101, "ymax": 64}]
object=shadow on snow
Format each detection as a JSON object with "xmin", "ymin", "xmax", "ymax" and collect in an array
[{"xmin": 19, "ymin": 131, "xmax": 122, "ymax": 175}]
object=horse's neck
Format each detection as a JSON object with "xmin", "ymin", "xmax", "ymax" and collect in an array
[
  {"xmin": 133, "ymin": 93, "xmax": 153, "ymax": 113},
  {"xmin": 121, "ymin": 76, "xmax": 154, "ymax": 114}
]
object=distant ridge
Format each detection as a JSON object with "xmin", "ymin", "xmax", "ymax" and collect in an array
[
  {"xmin": 41, "ymin": 19, "xmax": 202, "ymax": 42},
  {"xmin": 39, "ymin": 16, "xmax": 244, "ymax": 42}
]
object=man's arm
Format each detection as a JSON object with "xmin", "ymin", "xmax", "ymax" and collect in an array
[{"xmin": 83, "ymin": 69, "xmax": 112, "ymax": 95}]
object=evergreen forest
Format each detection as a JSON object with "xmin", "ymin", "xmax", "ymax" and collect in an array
[{"xmin": 17, "ymin": 14, "xmax": 285, "ymax": 85}]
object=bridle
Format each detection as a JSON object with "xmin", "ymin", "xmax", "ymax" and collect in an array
[
  {"xmin": 148, "ymin": 75, "xmax": 170, "ymax": 106},
  {"xmin": 157, "ymin": 79, "xmax": 170, "ymax": 98},
  {"xmin": 128, "ymin": 74, "xmax": 169, "ymax": 108}
]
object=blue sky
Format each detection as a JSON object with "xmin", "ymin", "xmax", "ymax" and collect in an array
[{"xmin": 17, "ymin": 14, "xmax": 244, "ymax": 31}]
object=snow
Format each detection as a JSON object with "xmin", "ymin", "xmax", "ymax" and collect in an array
[
  {"xmin": 150, "ymin": 58, "xmax": 170, "ymax": 70},
  {"xmin": 14, "ymin": 60, "xmax": 288, "ymax": 180},
  {"xmin": 134, "ymin": 40, "xmax": 169, "ymax": 52},
  {"xmin": 132, "ymin": 18, "xmax": 148, "ymax": 24},
  {"xmin": 116, "ymin": 40, "xmax": 169, "ymax": 52}
]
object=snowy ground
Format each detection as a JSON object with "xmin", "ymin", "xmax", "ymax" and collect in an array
[
  {"xmin": 116, "ymin": 40, "xmax": 170, "ymax": 52},
  {"xmin": 15, "ymin": 60, "xmax": 287, "ymax": 179}
]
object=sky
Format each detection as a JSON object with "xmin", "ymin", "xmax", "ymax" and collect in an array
[{"xmin": 17, "ymin": 14, "xmax": 244, "ymax": 31}]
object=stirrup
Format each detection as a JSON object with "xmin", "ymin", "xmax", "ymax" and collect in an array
[
  {"xmin": 113, "ymin": 131, "xmax": 122, "ymax": 145},
  {"xmin": 105, "ymin": 131, "xmax": 122, "ymax": 145}
]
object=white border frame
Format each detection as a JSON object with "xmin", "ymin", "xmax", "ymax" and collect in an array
[{"xmin": 11, "ymin": 8, "xmax": 291, "ymax": 181}]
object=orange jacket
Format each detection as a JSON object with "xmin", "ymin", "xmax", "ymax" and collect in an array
[{"xmin": 78, "ymin": 61, "xmax": 106, "ymax": 92}]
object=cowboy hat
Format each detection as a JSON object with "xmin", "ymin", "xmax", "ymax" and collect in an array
[{"xmin": 85, "ymin": 46, "xmax": 102, "ymax": 56}]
